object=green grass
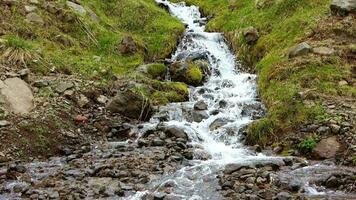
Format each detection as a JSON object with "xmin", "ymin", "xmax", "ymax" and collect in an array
[
  {"xmin": 1, "ymin": 0, "xmax": 184, "ymax": 79},
  {"xmin": 176, "ymin": 0, "xmax": 353, "ymax": 146}
]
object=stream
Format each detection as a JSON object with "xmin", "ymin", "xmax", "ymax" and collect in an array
[{"xmin": 0, "ymin": 0, "xmax": 355, "ymax": 200}]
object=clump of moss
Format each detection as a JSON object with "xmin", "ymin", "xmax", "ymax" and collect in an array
[
  {"xmin": 147, "ymin": 63, "xmax": 167, "ymax": 79},
  {"xmin": 187, "ymin": 63, "xmax": 203, "ymax": 86}
]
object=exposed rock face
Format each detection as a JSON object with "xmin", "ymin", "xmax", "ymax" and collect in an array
[
  {"xmin": 106, "ymin": 90, "xmax": 152, "ymax": 121},
  {"xmin": 0, "ymin": 78, "xmax": 34, "ymax": 114},
  {"xmin": 313, "ymin": 136, "xmax": 341, "ymax": 159},
  {"xmin": 243, "ymin": 27, "xmax": 259, "ymax": 44},
  {"xmin": 288, "ymin": 42, "xmax": 312, "ymax": 58},
  {"xmin": 330, "ymin": 0, "xmax": 356, "ymax": 16}
]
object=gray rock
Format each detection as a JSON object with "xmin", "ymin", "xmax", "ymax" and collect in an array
[
  {"xmin": 313, "ymin": 136, "xmax": 341, "ymax": 159},
  {"xmin": 313, "ymin": 47, "xmax": 336, "ymax": 56},
  {"xmin": 0, "ymin": 120, "xmax": 10, "ymax": 127},
  {"xmin": 77, "ymin": 94, "xmax": 89, "ymax": 108},
  {"xmin": 97, "ymin": 95, "xmax": 108, "ymax": 104},
  {"xmin": 317, "ymin": 126, "xmax": 330, "ymax": 134},
  {"xmin": 194, "ymin": 100, "xmax": 208, "ymax": 110},
  {"xmin": 152, "ymin": 138, "xmax": 164, "ymax": 146},
  {"xmin": 192, "ymin": 110, "xmax": 209, "ymax": 122},
  {"xmin": 24, "ymin": 5, "xmax": 37, "ymax": 13},
  {"xmin": 288, "ymin": 42, "xmax": 312, "ymax": 58},
  {"xmin": 331, "ymin": 0, "xmax": 356, "ymax": 16},
  {"xmin": 164, "ymin": 126, "xmax": 188, "ymax": 140},
  {"xmin": 25, "ymin": 12, "xmax": 44, "ymax": 25},
  {"xmin": 33, "ymin": 80, "xmax": 50, "ymax": 88},
  {"xmin": 55, "ymin": 81, "xmax": 74, "ymax": 93},
  {"xmin": 243, "ymin": 27, "xmax": 259, "ymax": 44},
  {"xmin": 0, "ymin": 78, "xmax": 34, "ymax": 114},
  {"xmin": 209, "ymin": 118, "xmax": 230, "ymax": 131},
  {"xmin": 106, "ymin": 91, "xmax": 152, "ymax": 121},
  {"xmin": 66, "ymin": 1, "xmax": 87, "ymax": 15},
  {"xmin": 224, "ymin": 163, "xmax": 243, "ymax": 174}
]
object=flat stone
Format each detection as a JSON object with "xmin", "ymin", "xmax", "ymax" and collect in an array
[
  {"xmin": 55, "ymin": 82, "xmax": 74, "ymax": 93},
  {"xmin": 313, "ymin": 136, "xmax": 341, "ymax": 159},
  {"xmin": 25, "ymin": 12, "xmax": 44, "ymax": 25},
  {"xmin": 24, "ymin": 5, "xmax": 37, "ymax": 13},
  {"xmin": 66, "ymin": 1, "xmax": 87, "ymax": 15},
  {"xmin": 313, "ymin": 47, "xmax": 335, "ymax": 56},
  {"xmin": 0, "ymin": 120, "xmax": 10, "ymax": 127},
  {"xmin": 0, "ymin": 78, "xmax": 34, "ymax": 114},
  {"xmin": 289, "ymin": 42, "xmax": 312, "ymax": 58}
]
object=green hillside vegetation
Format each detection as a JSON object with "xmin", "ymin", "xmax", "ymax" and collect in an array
[{"xmin": 173, "ymin": 0, "xmax": 355, "ymax": 147}]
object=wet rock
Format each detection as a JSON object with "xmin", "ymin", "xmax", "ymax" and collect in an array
[
  {"xmin": 66, "ymin": 1, "xmax": 86, "ymax": 15},
  {"xmin": 224, "ymin": 163, "xmax": 244, "ymax": 174},
  {"xmin": 107, "ymin": 90, "xmax": 152, "ymax": 121},
  {"xmin": 273, "ymin": 192, "xmax": 292, "ymax": 200},
  {"xmin": 313, "ymin": 136, "xmax": 341, "ymax": 159},
  {"xmin": 13, "ymin": 182, "xmax": 29, "ymax": 193},
  {"xmin": 25, "ymin": 12, "xmax": 44, "ymax": 25},
  {"xmin": 0, "ymin": 78, "xmax": 34, "ymax": 114},
  {"xmin": 194, "ymin": 100, "xmax": 208, "ymax": 110},
  {"xmin": 154, "ymin": 192, "xmax": 166, "ymax": 200},
  {"xmin": 164, "ymin": 126, "xmax": 188, "ymax": 140},
  {"xmin": 288, "ymin": 42, "xmax": 311, "ymax": 58},
  {"xmin": 243, "ymin": 27, "xmax": 259, "ymax": 44},
  {"xmin": 175, "ymin": 50, "xmax": 209, "ymax": 62},
  {"xmin": 313, "ymin": 47, "xmax": 336, "ymax": 56},
  {"xmin": 209, "ymin": 118, "xmax": 230, "ymax": 131},
  {"xmin": 169, "ymin": 61, "xmax": 204, "ymax": 86},
  {"xmin": 193, "ymin": 149, "xmax": 212, "ymax": 160},
  {"xmin": 331, "ymin": 0, "xmax": 356, "ymax": 16},
  {"xmin": 192, "ymin": 110, "xmax": 209, "ymax": 122},
  {"xmin": 55, "ymin": 81, "xmax": 74, "ymax": 93}
]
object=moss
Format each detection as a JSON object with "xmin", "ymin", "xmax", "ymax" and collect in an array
[
  {"xmin": 187, "ymin": 63, "xmax": 203, "ymax": 86},
  {"xmin": 147, "ymin": 63, "xmax": 167, "ymax": 78}
]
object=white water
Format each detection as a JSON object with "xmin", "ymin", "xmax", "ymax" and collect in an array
[{"xmin": 128, "ymin": 1, "xmax": 276, "ymax": 199}]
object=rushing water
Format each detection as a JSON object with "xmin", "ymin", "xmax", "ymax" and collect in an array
[{"xmin": 128, "ymin": 1, "xmax": 356, "ymax": 199}]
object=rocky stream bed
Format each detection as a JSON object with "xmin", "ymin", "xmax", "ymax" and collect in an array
[{"xmin": 0, "ymin": 0, "xmax": 355, "ymax": 200}]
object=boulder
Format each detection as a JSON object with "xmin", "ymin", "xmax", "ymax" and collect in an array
[
  {"xmin": 224, "ymin": 163, "xmax": 244, "ymax": 174},
  {"xmin": 170, "ymin": 61, "xmax": 203, "ymax": 86},
  {"xmin": 106, "ymin": 90, "xmax": 152, "ymax": 121},
  {"xmin": 0, "ymin": 78, "xmax": 34, "ymax": 114},
  {"xmin": 209, "ymin": 118, "xmax": 230, "ymax": 131},
  {"xmin": 194, "ymin": 100, "xmax": 208, "ymax": 110},
  {"xmin": 330, "ymin": 0, "xmax": 356, "ymax": 16},
  {"xmin": 313, "ymin": 136, "xmax": 341, "ymax": 159},
  {"xmin": 243, "ymin": 27, "xmax": 259, "ymax": 44},
  {"xmin": 192, "ymin": 110, "xmax": 209, "ymax": 122},
  {"xmin": 288, "ymin": 42, "xmax": 312, "ymax": 58},
  {"xmin": 25, "ymin": 12, "xmax": 44, "ymax": 25},
  {"xmin": 66, "ymin": 1, "xmax": 87, "ymax": 15},
  {"xmin": 164, "ymin": 126, "xmax": 188, "ymax": 140}
]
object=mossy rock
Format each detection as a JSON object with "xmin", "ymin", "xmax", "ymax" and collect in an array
[
  {"xmin": 147, "ymin": 63, "xmax": 167, "ymax": 79},
  {"xmin": 170, "ymin": 61, "xmax": 203, "ymax": 86}
]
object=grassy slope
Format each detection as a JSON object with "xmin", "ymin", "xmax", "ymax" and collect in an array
[
  {"xmin": 172, "ymin": 0, "xmax": 355, "ymax": 146},
  {"xmin": 0, "ymin": 0, "xmax": 184, "ymax": 78}
]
